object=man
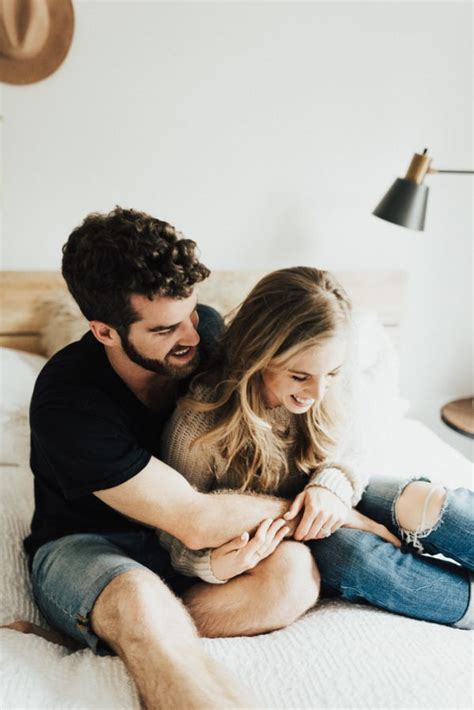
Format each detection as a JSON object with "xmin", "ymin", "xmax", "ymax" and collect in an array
[{"xmin": 16, "ymin": 207, "xmax": 322, "ymax": 709}]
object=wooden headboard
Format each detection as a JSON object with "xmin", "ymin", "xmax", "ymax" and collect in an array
[{"xmin": 0, "ymin": 270, "xmax": 407, "ymax": 355}]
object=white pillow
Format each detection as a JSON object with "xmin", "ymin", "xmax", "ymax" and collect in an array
[
  {"xmin": 0, "ymin": 348, "xmax": 47, "ymax": 466},
  {"xmin": 0, "ymin": 348, "xmax": 47, "ymax": 413},
  {"xmin": 341, "ymin": 311, "xmax": 409, "ymax": 467}
]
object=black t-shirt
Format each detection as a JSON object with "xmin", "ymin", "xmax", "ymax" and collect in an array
[{"xmin": 23, "ymin": 305, "xmax": 222, "ymax": 564}]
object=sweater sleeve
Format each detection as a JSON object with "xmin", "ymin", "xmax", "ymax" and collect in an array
[
  {"xmin": 305, "ymin": 445, "xmax": 369, "ymax": 508},
  {"xmin": 157, "ymin": 530, "xmax": 225, "ymax": 584}
]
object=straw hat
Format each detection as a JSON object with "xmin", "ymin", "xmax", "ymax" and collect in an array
[{"xmin": 0, "ymin": 0, "xmax": 74, "ymax": 85}]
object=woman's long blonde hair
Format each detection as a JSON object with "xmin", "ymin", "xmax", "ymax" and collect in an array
[{"xmin": 184, "ymin": 267, "xmax": 351, "ymax": 493}]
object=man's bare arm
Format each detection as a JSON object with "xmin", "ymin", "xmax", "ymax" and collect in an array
[{"xmin": 94, "ymin": 455, "xmax": 291, "ymax": 549}]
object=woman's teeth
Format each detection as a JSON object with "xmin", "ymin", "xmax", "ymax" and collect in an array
[{"xmin": 291, "ymin": 395, "xmax": 314, "ymax": 406}]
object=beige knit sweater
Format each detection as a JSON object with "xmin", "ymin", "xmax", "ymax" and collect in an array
[{"xmin": 157, "ymin": 382, "xmax": 371, "ymax": 584}]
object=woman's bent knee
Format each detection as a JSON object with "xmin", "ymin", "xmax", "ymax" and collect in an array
[{"xmin": 395, "ymin": 481, "xmax": 447, "ymax": 534}]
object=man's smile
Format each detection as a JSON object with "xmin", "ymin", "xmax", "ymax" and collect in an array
[{"xmin": 168, "ymin": 345, "xmax": 197, "ymax": 362}]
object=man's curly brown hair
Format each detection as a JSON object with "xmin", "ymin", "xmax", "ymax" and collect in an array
[{"xmin": 62, "ymin": 206, "xmax": 210, "ymax": 333}]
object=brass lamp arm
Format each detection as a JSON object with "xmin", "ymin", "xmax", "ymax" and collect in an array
[
  {"xmin": 405, "ymin": 150, "xmax": 474, "ymax": 183},
  {"xmin": 429, "ymin": 169, "xmax": 474, "ymax": 175}
]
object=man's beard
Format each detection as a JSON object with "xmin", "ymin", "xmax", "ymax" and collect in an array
[{"xmin": 119, "ymin": 333, "xmax": 200, "ymax": 379}]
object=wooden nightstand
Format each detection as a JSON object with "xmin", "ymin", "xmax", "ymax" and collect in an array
[{"xmin": 441, "ymin": 397, "xmax": 474, "ymax": 439}]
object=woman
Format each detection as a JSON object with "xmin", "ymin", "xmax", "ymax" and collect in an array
[{"xmin": 158, "ymin": 267, "xmax": 473, "ymax": 628}]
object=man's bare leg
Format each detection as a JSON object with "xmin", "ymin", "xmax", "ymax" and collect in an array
[
  {"xmin": 183, "ymin": 541, "xmax": 320, "ymax": 638},
  {"xmin": 1, "ymin": 621, "xmax": 83, "ymax": 651},
  {"xmin": 89, "ymin": 568, "xmax": 254, "ymax": 710}
]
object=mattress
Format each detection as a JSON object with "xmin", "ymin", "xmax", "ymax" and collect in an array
[{"xmin": 1, "ymin": 417, "xmax": 472, "ymax": 709}]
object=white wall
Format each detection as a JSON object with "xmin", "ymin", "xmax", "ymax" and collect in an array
[{"xmin": 1, "ymin": 1, "xmax": 472, "ymax": 458}]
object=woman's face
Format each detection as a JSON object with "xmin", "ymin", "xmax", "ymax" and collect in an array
[{"xmin": 261, "ymin": 334, "xmax": 347, "ymax": 414}]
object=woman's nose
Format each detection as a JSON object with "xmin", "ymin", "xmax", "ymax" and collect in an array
[{"xmin": 306, "ymin": 377, "xmax": 326, "ymax": 402}]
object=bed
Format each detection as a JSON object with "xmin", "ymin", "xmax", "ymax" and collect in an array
[{"xmin": 0, "ymin": 270, "xmax": 472, "ymax": 710}]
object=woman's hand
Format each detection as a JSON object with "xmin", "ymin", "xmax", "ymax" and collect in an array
[
  {"xmin": 284, "ymin": 486, "xmax": 401, "ymax": 547},
  {"xmin": 343, "ymin": 509, "xmax": 401, "ymax": 547},
  {"xmin": 210, "ymin": 518, "xmax": 290, "ymax": 581},
  {"xmin": 284, "ymin": 486, "xmax": 349, "ymax": 541}
]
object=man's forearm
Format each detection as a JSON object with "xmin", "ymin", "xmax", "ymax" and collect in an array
[{"xmin": 187, "ymin": 490, "xmax": 293, "ymax": 549}]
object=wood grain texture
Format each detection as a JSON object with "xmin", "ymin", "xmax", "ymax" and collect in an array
[
  {"xmin": 0, "ymin": 334, "xmax": 42, "ymax": 354},
  {"xmin": 0, "ymin": 270, "xmax": 407, "ymax": 355},
  {"xmin": 441, "ymin": 397, "xmax": 474, "ymax": 437},
  {"xmin": 0, "ymin": 272, "xmax": 66, "ymax": 332}
]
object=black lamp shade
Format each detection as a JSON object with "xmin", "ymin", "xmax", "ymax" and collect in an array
[{"xmin": 373, "ymin": 178, "xmax": 429, "ymax": 231}]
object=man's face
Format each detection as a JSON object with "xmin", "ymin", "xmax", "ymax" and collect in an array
[{"xmin": 119, "ymin": 291, "xmax": 201, "ymax": 379}]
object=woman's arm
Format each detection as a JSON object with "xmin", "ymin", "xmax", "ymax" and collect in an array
[
  {"xmin": 157, "ymin": 517, "xmax": 290, "ymax": 584},
  {"xmin": 157, "ymin": 529, "xmax": 225, "ymax": 584},
  {"xmin": 305, "ymin": 448, "xmax": 369, "ymax": 508}
]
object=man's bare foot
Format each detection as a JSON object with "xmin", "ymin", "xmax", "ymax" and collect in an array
[{"xmin": 1, "ymin": 620, "xmax": 83, "ymax": 651}]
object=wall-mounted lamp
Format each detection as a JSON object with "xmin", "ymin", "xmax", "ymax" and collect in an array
[
  {"xmin": 373, "ymin": 148, "xmax": 474, "ymax": 439},
  {"xmin": 373, "ymin": 148, "xmax": 474, "ymax": 231}
]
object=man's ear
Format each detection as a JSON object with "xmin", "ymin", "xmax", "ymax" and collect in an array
[{"xmin": 89, "ymin": 321, "xmax": 121, "ymax": 347}]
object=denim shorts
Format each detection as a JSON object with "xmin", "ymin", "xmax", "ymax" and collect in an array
[{"xmin": 31, "ymin": 530, "xmax": 199, "ymax": 655}]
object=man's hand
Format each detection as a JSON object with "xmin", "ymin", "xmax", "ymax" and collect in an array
[
  {"xmin": 210, "ymin": 518, "xmax": 289, "ymax": 581},
  {"xmin": 284, "ymin": 486, "xmax": 349, "ymax": 541}
]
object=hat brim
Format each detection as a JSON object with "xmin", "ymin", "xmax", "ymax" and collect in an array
[{"xmin": 0, "ymin": 0, "xmax": 74, "ymax": 86}]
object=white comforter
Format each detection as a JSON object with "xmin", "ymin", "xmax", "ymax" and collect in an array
[{"xmin": 1, "ymin": 419, "xmax": 472, "ymax": 709}]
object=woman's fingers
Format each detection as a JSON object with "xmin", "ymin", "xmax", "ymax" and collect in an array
[
  {"xmin": 309, "ymin": 513, "xmax": 338, "ymax": 541},
  {"xmin": 304, "ymin": 517, "xmax": 324, "ymax": 541},
  {"xmin": 255, "ymin": 518, "xmax": 288, "ymax": 558},
  {"xmin": 329, "ymin": 515, "xmax": 345, "ymax": 535},
  {"xmin": 266, "ymin": 523, "xmax": 290, "ymax": 555},
  {"xmin": 294, "ymin": 505, "xmax": 319, "ymax": 540},
  {"xmin": 243, "ymin": 518, "xmax": 274, "ymax": 557},
  {"xmin": 344, "ymin": 510, "xmax": 401, "ymax": 548},
  {"xmin": 239, "ymin": 518, "xmax": 289, "ymax": 567},
  {"xmin": 284, "ymin": 491, "xmax": 306, "ymax": 521},
  {"xmin": 216, "ymin": 530, "xmax": 250, "ymax": 555},
  {"xmin": 372, "ymin": 523, "xmax": 401, "ymax": 548},
  {"xmin": 266, "ymin": 518, "xmax": 288, "ymax": 540}
]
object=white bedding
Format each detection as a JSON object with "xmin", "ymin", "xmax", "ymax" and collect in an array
[{"xmin": 1, "ymin": 416, "xmax": 472, "ymax": 710}]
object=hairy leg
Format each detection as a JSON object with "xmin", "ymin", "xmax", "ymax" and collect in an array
[
  {"xmin": 90, "ymin": 568, "xmax": 254, "ymax": 710},
  {"xmin": 183, "ymin": 541, "xmax": 320, "ymax": 638}
]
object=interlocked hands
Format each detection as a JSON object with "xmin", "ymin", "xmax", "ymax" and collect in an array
[
  {"xmin": 210, "ymin": 486, "xmax": 400, "ymax": 582},
  {"xmin": 210, "ymin": 517, "xmax": 290, "ymax": 582}
]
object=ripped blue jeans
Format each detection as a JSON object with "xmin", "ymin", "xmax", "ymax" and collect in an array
[{"xmin": 309, "ymin": 478, "xmax": 474, "ymax": 629}]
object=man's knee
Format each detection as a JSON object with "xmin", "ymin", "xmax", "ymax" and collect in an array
[
  {"xmin": 254, "ymin": 541, "xmax": 320, "ymax": 624},
  {"xmin": 395, "ymin": 481, "xmax": 447, "ymax": 533},
  {"xmin": 91, "ymin": 568, "xmax": 194, "ymax": 648}
]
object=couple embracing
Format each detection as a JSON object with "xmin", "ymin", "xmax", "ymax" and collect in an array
[{"xmin": 10, "ymin": 207, "xmax": 473, "ymax": 709}]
